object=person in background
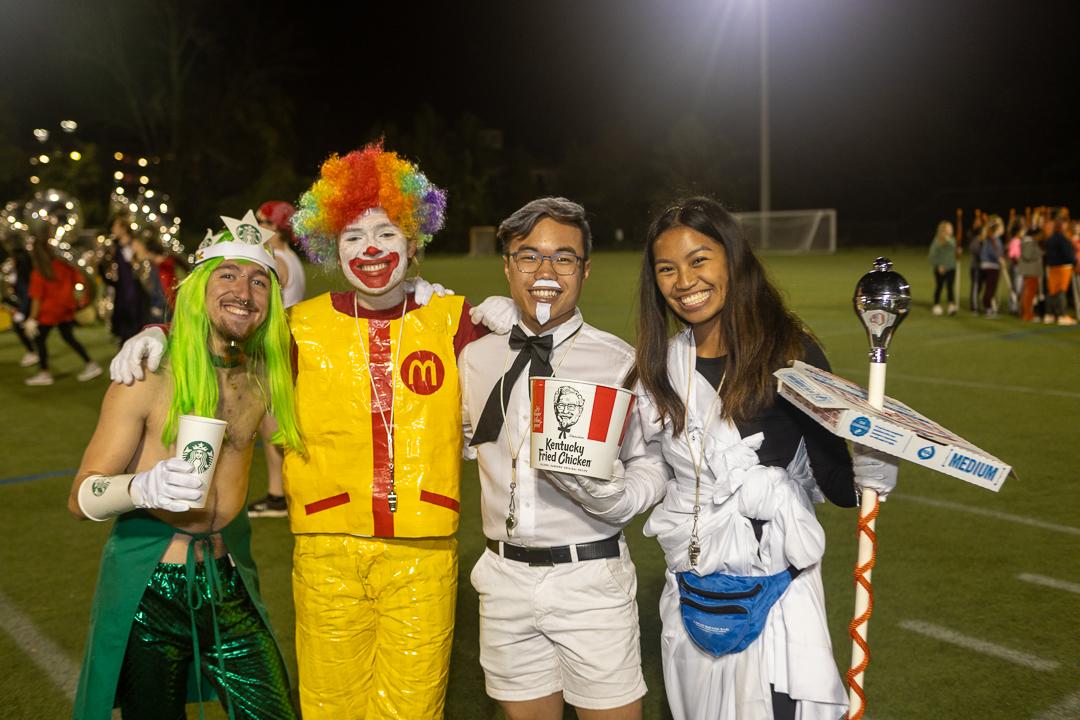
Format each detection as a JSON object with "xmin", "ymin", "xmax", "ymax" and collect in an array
[
  {"xmin": 1042, "ymin": 208, "xmax": 1077, "ymax": 325},
  {"xmin": 134, "ymin": 233, "xmax": 189, "ymax": 311},
  {"xmin": 130, "ymin": 235, "xmax": 170, "ymax": 323},
  {"xmin": 928, "ymin": 220, "xmax": 958, "ymax": 316},
  {"xmin": 629, "ymin": 197, "xmax": 897, "ymax": 720},
  {"xmin": 1006, "ymin": 219, "xmax": 1025, "ymax": 302},
  {"xmin": 102, "ymin": 214, "xmax": 152, "ymax": 344},
  {"xmin": 1017, "ymin": 223, "xmax": 1043, "ymax": 322},
  {"xmin": 967, "ymin": 210, "xmax": 985, "ymax": 312},
  {"xmin": 248, "ymin": 200, "xmax": 307, "ymax": 518},
  {"xmin": 24, "ymin": 232, "xmax": 101, "ymax": 386},
  {"xmin": 1, "ymin": 234, "xmax": 41, "ymax": 367},
  {"xmin": 1071, "ymin": 220, "xmax": 1080, "ymax": 310},
  {"xmin": 978, "ymin": 216, "xmax": 1005, "ymax": 317}
]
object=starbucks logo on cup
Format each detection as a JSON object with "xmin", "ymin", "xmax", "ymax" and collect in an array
[
  {"xmin": 91, "ymin": 477, "xmax": 110, "ymax": 496},
  {"xmin": 183, "ymin": 441, "xmax": 215, "ymax": 474}
]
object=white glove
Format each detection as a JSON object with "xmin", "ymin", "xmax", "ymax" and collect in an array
[
  {"xmin": 404, "ymin": 276, "xmax": 454, "ymax": 306},
  {"xmin": 544, "ymin": 461, "xmax": 628, "ymax": 518},
  {"xmin": 735, "ymin": 466, "xmax": 792, "ymax": 521},
  {"xmin": 852, "ymin": 445, "xmax": 899, "ymax": 501},
  {"xmin": 110, "ymin": 326, "xmax": 166, "ymax": 385},
  {"xmin": 129, "ymin": 458, "xmax": 202, "ymax": 512},
  {"xmin": 469, "ymin": 296, "xmax": 519, "ymax": 334},
  {"xmin": 23, "ymin": 318, "xmax": 39, "ymax": 339}
]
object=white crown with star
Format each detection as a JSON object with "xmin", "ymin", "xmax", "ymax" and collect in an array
[{"xmin": 195, "ymin": 209, "xmax": 278, "ymax": 276}]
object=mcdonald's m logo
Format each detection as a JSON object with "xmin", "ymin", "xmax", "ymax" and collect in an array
[{"xmin": 401, "ymin": 350, "xmax": 445, "ymax": 395}]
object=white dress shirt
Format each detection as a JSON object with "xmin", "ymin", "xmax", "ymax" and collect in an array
[{"xmin": 460, "ymin": 309, "xmax": 667, "ymax": 547}]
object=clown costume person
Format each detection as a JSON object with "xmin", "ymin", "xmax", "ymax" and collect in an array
[
  {"xmin": 69, "ymin": 213, "xmax": 302, "ymax": 720},
  {"xmin": 285, "ymin": 143, "xmax": 487, "ymax": 719}
]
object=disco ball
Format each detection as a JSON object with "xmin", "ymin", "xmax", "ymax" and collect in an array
[{"xmin": 22, "ymin": 188, "xmax": 82, "ymax": 240}]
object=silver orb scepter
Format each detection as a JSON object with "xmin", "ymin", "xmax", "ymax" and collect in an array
[
  {"xmin": 845, "ymin": 256, "xmax": 910, "ymax": 719},
  {"xmin": 852, "ymin": 257, "xmax": 911, "ymax": 406}
]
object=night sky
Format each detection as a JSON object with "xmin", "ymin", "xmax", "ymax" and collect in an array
[{"xmin": 2, "ymin": 0, "xmax": 1079, "ymax": 241}]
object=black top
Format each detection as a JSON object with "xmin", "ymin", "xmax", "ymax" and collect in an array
[{"xmin": 694, "ymin": 337, "xmax": 857, "ymax": 508}]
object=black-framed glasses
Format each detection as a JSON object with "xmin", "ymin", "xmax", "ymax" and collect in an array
[{"xmin": 507, "ymin": 251, "xmax": 583, "ymax": 275}]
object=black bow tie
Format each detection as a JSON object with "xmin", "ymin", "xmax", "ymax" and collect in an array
[{"xmin": 470, "ymin": 326, "xmax": 555, "ymax": 446}]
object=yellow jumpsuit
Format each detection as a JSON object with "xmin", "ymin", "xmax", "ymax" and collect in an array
[{"xmin": 285, "ymin": 292, "xmax": 467, "ymax": 720}]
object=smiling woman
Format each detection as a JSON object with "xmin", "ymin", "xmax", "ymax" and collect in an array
[{"xmin": 627, "ymin": 197, "xmax": 898, "ymax": 720}]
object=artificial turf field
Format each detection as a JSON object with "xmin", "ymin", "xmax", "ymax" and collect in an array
[{"xmin": 1, "ymin": 247, "xmax": 1078, "ymax": 719}]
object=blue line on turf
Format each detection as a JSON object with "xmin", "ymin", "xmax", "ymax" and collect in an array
[{"xmin": 0, "ymin": 469, "xmax": 77, "ymax": 486}]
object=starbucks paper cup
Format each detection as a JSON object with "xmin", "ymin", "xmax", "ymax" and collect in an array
[
  {"xmin": 530, "ymin": 377, "xmax": 636, "ymax": 481},
  {"xmin": 176, "ymin": 415, "xmax": 227, "ymax": 509}
]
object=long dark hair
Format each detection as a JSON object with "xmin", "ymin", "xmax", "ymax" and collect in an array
[
  {"xmin": 630, "ymin": 197, "xmax": 809, "ymax": 434},
  {"xmin": 30, "ymin": 234, "xmax": 56, "ymax": 280}
]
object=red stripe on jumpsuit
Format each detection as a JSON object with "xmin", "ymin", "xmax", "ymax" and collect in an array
[{"xmin": 368, "ymin": 318, "xmax": 395, "ymax": 536}]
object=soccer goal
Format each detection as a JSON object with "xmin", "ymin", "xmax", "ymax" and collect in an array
[{"xmin": 734, "ymin": 209, "xmax": 837, "ymax": 254}]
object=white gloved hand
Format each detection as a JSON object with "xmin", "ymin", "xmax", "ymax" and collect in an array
[
  {"xmin": 469, "ymin": 296, "xmax": 519, "ymax": 334},
  {"xmin": 544, "ymin": 460, "xmax": 627, "ymax": 517},
  {"xmin": 129, "ymin": 458, "xmax": 203, "ymax": 512},
  {"xmin": 852, "ymin": 445, "xmax": 899, "ymax": 501},
  {"xmin": 23, "ymin": 318, "xmax": 39, "ymax": 339},
  {"xmin": 404, "ymin": 276, "xmax": 454, "ymax": 306},
  {"xmin": 110, "ymin": 326, "xmax": 166, "ymax": 385},
  {"xmin": 735, "ymin": 466, "xmax": 792, "ymax": 521}
]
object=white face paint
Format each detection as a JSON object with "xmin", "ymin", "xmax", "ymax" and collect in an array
[
  {"xmin": 337, "ymin": 208, "xmax": 413, "ymax": 299},
  {"xmin": 532, "ymin": 278, "xmax": 559, "ymax": 326}
]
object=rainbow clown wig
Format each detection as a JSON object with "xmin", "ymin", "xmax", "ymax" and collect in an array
[{"xmin": 291, "ymin": 141, "xmax": 447, "ymax": 269}]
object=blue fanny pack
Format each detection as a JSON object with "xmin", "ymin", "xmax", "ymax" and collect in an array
[{"xmin": 676, "ymin": 566, "xmax": 801, "ymax": 657}]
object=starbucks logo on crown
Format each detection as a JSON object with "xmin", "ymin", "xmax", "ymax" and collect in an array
[
  {"xmin": 236, "ymin": 223, "xmax": 261, "ymax": 245},
  {"xmin": 183, "ymin": 441, "xmax": 215, "ymax": 474}
]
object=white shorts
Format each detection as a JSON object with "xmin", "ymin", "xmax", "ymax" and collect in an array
[{"xmin": 469, "ymin": 537, "xmax": 647, "ymax": 709}]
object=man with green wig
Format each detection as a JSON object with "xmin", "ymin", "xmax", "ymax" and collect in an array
[{"xmin": 68, "ymin": 211, "xmax": 303, "ymax": 720}]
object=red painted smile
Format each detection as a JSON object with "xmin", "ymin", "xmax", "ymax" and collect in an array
[{"xmin": 348, "ymin": 251, "xmax": 401, "ymax": 289}]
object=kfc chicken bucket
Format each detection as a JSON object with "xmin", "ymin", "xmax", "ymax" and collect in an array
[{"xmin": 529, "ymin": 377, "xmax": 636, "ymax": 481}]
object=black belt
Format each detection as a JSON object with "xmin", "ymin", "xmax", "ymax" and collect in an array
[{"xmin": 486, "ymin": 533, "xmax": 621, "ymax": 567}]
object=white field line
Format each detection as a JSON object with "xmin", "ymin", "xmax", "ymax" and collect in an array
[
  {"xmin": 831, "ymin": 367, "xmax": 1080, "ymax": 400},
  {"xmin": 1017, "ymin": 573, "xmax": 1080, "ymax": 595},
  {"xmin": 1033, "ymin": 690, "xmax": 1080, "ymax": 720},
  {"xmin": 0, "ymin": 588, "xmax": 78, "ymax": 699},
  {"xmin": 895, "ymin": 494, "xmax": 1080, "ymax": 537},
  {"xmin": 898, "ymin": 620, "xmax": 1059, "ymax": 672}
]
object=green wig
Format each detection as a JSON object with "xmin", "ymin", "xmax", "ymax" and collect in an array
[{"xmin": 161, "ymin": 256, "xmax": 304, "ymax": 454}]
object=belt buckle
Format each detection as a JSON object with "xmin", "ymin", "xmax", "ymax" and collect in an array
[{"xmin": 528, "ymin": 547, "xmax": 554, "ymax": 567}]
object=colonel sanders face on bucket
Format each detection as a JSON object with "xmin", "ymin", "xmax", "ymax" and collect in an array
[
  {"xmin": 554, "ymin": 386, "xmax": 586, "ymax": 435},
  {"xmin": 337, "ymin": 208, "xmax": 417, "ymax": 296}
]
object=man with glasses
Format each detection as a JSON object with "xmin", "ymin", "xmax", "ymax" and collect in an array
[{"xmin": 460, "ymin": 197, "xmax": 667, "ymax": 720}]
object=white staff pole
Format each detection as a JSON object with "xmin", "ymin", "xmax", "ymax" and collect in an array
[{"xmin": 848, "ymin": 257, "xmax": 911, "ymax": 720}]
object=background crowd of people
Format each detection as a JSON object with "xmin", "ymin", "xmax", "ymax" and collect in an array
[{"xmin": 931, "ymin": 206, "xmax": 1079, "ymax": 325}]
